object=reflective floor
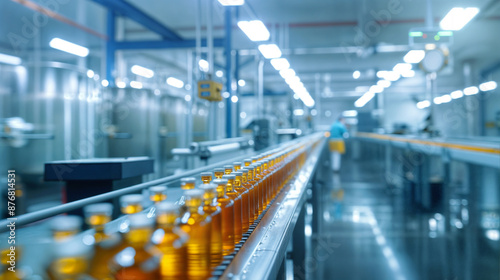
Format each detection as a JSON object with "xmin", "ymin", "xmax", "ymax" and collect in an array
[{"xmin": 311, "ymin": 158, "xmax": 500, "ymax": 280}]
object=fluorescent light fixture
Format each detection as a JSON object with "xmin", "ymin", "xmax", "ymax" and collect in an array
[
  {"xmin": 116, "ymin": 81, "xmax": 126, "ymax": 88},
  {"xmin": 280, "ymin": 68, "xmax": 296, "ymax": 79},
  {"xmin": 131, "ymin": 65, "xmax": 154, "ymax": 78},
  {"xmin": 355, "ymin": 86, "xmax": 370, "ymax": 92},
  {"xmin": 353, "ymin": 70, "xmax": 361, "ymax": 79},
  {"xmin": 293, "ymin": 93, "xmax": 299, "ymax": 100},
  {"xmin": 370, "ymin": 85, "xmax": 384, "ymax": 93},
  {"xmin": 393, "ymin": 63, "xmax": 412, "ymax": 74},
  {"xmin": 216, "ymin": 70, "xmax": 223, "ymax": 77},
  {"xmin": 258, "ymin": 44, "xmax": 282, "ymax": 59},
  {"xmin": 231, "ymin": 96, "xmax": 239, "ymax": 103},
  {"xmin": 217, "ymin": 0, "xmax": 244, "ymax": 6},
  {"xmin": 285, "ymin": 76, "xmax": 300, "ymax": 85},
  {"xmin": 416, "ymin": 100, "xmax": 431, "ymax": 109},
  {"xmin": 0, "ymin": 53, "xmax": 22, "ymax": 65},
  {"xmin": 49, "ymin": 38, "xmax": 89, "ymax": 57},
  {"xmin": 384, "ymin": 71, "xmax": 401, "ymax": 82},
  {"xmin": 198, "ymin": 59, "xmax": 209, "ymax": 72},
  {"xmin": 479, "ymin": 81, "xmax": 497, "ymax": 91},
  {"xmin": 86, "ymin": 70, "xmax": 94, "ymax": 78},
  {"xmin": 222, "ymin": 91, "xmax": 230, "ymax": 98},
  {"xmin": 404, "ymin": 50, "xmax": 426, "ymax": 63},
  {"xmin": 130, "ymin": 81, "xmax": 143, "ymax": 89},
  {"xmin": 433, "ymin": 96, "xmax": 443, "ymax": 104},
  {"xmin": 237, "ymin": 20, "xmax": 270, "ymax": 42},
  {"xmin": 377, "ymin": 80, "xmax": 391, "ymax": 88},
  {"xmin": 401, "ymin": 70, "xmax": 416, "ymax": 78},
  {"xmin": 101, "ymin": 80, "xmax": 109, "ymax": 87},
  {"xmin": 270, "ymin": 58, "xmax": 290, "ymax": 71},
  {"xmin": 354, "ymin": 92, "xmax": 375, "ymax": 108},
  {"xmin": 440, "ymin": 7, "xmax": 479, "ymax": 31},
  {"xmin": 450, "ymin": 90, "xmax": 463, "ymax": 99},
  {"xmin": 377, "ymin": 71, "xmax": 389, "ymax": 78},
  {"xmin": 293, "ymin": 109, "xmax": 304, "ymax": 116},
  {"xmin": 167, "ymin": 77, "xmax": 184, "ymax": 89},
  {"xmin": 343, "ymin": 110, "xmax": 358, "ymax": 117},
  {"xmin": 409, "ymin": 31, "xmax": 424, "ymax": 37},
  {"xmin": 464, "ymin": 86, "xmax": 479, "ymax": 95},
  {"xmin": 238, "ymin": 79, "xmax": 246, "ymax": 87},
  {"xmin": 440, "ymin": 94, "xmax": 452, "ymax": 103}
]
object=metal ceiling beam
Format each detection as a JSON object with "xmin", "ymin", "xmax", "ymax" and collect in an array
[
  {"xmin": 90, "ymin": 0, "xmax": 182, "ymax": 40},
  {"xmin": 114, "ymin": 38, "xmax": 224, "ymax": 50}
]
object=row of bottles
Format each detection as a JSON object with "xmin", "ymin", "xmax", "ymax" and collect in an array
[{"xmin": 2, "ymin": 136, "xmax": 321, "ymax": 280}]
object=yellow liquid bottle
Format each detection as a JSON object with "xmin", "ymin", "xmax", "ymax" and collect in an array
[
  {"xmin": 199, "ymin": 184, "xmax": 223, "ymax": 268},
  {"xmin": 213, "ymin": 179, "xmax": 235, "ymax": 255},
  {"xmin": 200, "ymin": 172, "xmax": 213, "ymax": 185},
  {"xmin": 244, "ymin": 159, "xmax": 252, "ymax": 167},
  {"xmin": 120, "ymin": 194, "xmax": 144, "ymax": 215},
  {"xmin": 149, "ymin": 186, "xmax": 168, "ymax": 204},
  {"xmin": 233, "ymin": 172, "xmax": 250, "ymax": 233},
  {"xmin": 251, "ymin": 157, "xmax": 258, "ymax": 164},
  {"xmin": 84, "ymin": 203, "xmax": 123, "ymax": 280},
  {"xmin": 110, "ymin": 213, "xmax": 159, "ymax": 280},
  {"xmin": 261, "ymin": 160, "xmax": 272, "ymax": 206},
  {"xmin": 178, "ymin": 189, "xmax": 212, "ymax": 280},
  {"xmin": 222, "ymin": 175, "xmax": 242, "ymax": 244},
  {"xmin": 214, "ymin": 168, "xmax": 224, "ymax": 179},
  {"xmin": 240, "ymin": 169, "xmax": 256, "ymax": 225},
  {"xmin": 253, "ymin": 163, "xmax": 266, "ymax": 214},
  {"xmin": 233, "ymin": 162, "xmax": 242, "ymax": 171},
  {"xmin": 245, "ymin": 166, "xmax": 259, "ymax": 221},
  {"xmin": 178, "ymin": 177, "xmax": 196, "ymax": 214},
  {"xmin": 47, "ymin": 216, "xmax": 92, "ymax": 280},
  {"xmin": 223, "ymin": 165, "xmax": 233, "ymax": 175},
  {"xmin": 152, "ymin": 202, "xmax": 188, "ymax": 280}
]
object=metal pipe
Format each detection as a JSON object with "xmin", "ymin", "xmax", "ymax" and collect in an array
[
  {"xmin": 207, "ymin": 142, "xmax": 241, "ymax": 155},
  {"xmin": 225, "ymin": 7, "xmax": 233, "ymax": 138},
  {"xmin": 426, "ymin": 0, "xmax": 434, "ymax": 28},
  {"xmin": 207, "ymin": 0, "xmax": 214, "ymax": 75},
  {"xmin": 190, "ymin": 137, "xmax": 251, "ymax": 149},
  {"xmin": 106, "ymin": 11, "xmax": 116, "ymax": 86}
]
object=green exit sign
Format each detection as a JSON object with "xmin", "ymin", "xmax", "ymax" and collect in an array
[{"xmin": 409, "ymin": 29, "xmax": 453, "ymax": 46}]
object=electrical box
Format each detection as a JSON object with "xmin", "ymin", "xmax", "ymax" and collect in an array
[{"xmin": 198, "ymin": 80, "xmax": 223, "ymax": 102}]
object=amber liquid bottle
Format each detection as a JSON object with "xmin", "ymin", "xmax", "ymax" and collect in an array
[
  {"xmin": 222, "ymin": 174, "xmax": 243, "ymax": 244},
  {"xmin": 240, "ymin": 169, "xmax": 256, "ymax": 225},
  {"xmin": 46, "ymin": 216, "xmax": 91, "ymax": 280},
  {"xmin": 84, "ymin": 203, "xmax": 123, "ymax": 280},
  {"xmin": 244, "ymin": 159, "xmax": 252, "ymax": 167},
  {"xmin": 261, "ymin": 160, "xmax": 272, "ymax": 205},
  {"xmin": 224, "ymin": 165, "xmax": 233, "ymax": 175},
  {"xmin": 120, "ymin": 194, "xmax": 144, "ymax": 215},
  {"xmin": 233, "ymin": 172, "xmax": 250, "ymax": 233},
  {"xmin": 199, "ymin": 184, "xmax": 223, "ymax": 268},
  {"xmin": 149, "ymin": 186, "xmax": 168, "ymax": 204},
  {"xmin": 214, "ymin": 168, "xmax": 224, "ymax": 179},
  {"xmin": 200, "ymin": 172, "xmax": 213, "ymax": 185},
  {"xmin": 213, "ymin": 179, "xmax": 235, "ymax": 255},
  {"xmin": 178, "ymin": 189, "xmax": 212, "ymax": 280},
  {"xmin": 253, "ymin": 163, "xmax": 266, "ymax": 215},
  {"xmin": 245, "ymin": 166, "xmax": 259, "ymax": 221},
  {"xmin": 110, "ymin": 213, "xmax": 159, "ymax": 280},
  {"xmin": 233, "ymin": 162, "xmax": 242, "ymax": 171},
  {"xmin": 178, "ymin": 177, "xmax": 196, "ymax": 214},
  {"xmin": 152, "ymin": 202, "xmax": 188, "ymax": 280}
]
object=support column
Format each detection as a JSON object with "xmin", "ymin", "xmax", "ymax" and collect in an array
[
  {"xmin": 225, "ymin": 7, "xmax": 233, "ymax": 138},
  {"xmin": 106, "ymin": 11, "xmax": 116, "ymax": 87}
]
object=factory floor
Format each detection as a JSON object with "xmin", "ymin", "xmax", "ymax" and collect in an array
[{"xmin": 312, "ymin": 157, "xmax": 499, "ymax": 280}]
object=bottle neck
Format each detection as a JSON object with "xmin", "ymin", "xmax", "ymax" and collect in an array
[
  {"xmin": 216, "ymin": 185, "xmax": 226, "ymax": 198},
  {"xmin": 185, "ymin": 198, "xmax": 203, "ymax": 212},
  {"xmin": 156, "ymin": 213, "xmax": 177, "ymax": 228},
  {"xmin": 126, "ymin": 227, "xmax": 153, "ymax": 247},
  {"xmin": 226, "ymin": 180, "xmax": 235, "ymax": 193},
  {"xmin": 234, "ymin": 177, "xmax": 242, "ymax": 188}
]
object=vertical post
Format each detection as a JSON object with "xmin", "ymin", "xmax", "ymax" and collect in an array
[
  {"xmin": 225, "ymin": 7, "xmax": 233, "ymax": 138},
  {"xmin": 235, "ymin": 50, "xmax": 240, "ymax": 137},
  {"xmin": 258, "ymin": 59, "xmax": 264, "ymax": 119},
  {"xmin": 106, "ymin": 11, "xmax": 116, "ymax": 87},
  {"xmin": 426, "ymin": 0, "xmax": 434, "ymax": 28}
]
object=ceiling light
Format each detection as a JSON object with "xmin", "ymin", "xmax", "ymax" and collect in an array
[
  {"xmin": 222, "ymin": 91, "xmax": 230, "ymax": 98},
  {"xmin": 258, "ymin": 44, "xmax": 282, "ymax": 59},
  {"xmin": 293, "ymin": 109, "xmax": 304, "ymax": 116},
  {"xmin": 49, "ymin": 38, "xmax": 89, "ymax": 57},
  {"xmin": 0, "ymin": 53, "xmax": 22, "ymax": 65},
  {"xmin": 416, "ymin": 100, "xmax": 431, "ymax": 109},
  {"xmin": 353, "ymin": 70, "xmax": 361, "ymax": 79},
  {"xmin": 231, "ymin": 96, "xmax": 239, "ymax": 103},
  {"xmin": 167, "ymin": 77, "xmax": 184, "ymax": 89},
  {"xmin": 237, "ymin": 20, "xmax": 270, "ymax": 42},
  {"xmin": 440, "ymin": 7, "xmax": 479, "ymax": 31},
  {"xmin": 355, "ymin": 86, "xmax": 370, "ymax": 92},
  {"xmin": 401, "ymin": 70, "xmax": 416, "ymax": 78},
  {"xmin": 216, "ymin": 70, "xmax": 223, "ymax": 77},
  {"xmin": 479, "ymin": 81, "xmax": 497, "ymax": 91},
  {"xmin": 354, "ymin": 92, "xmax": 375, "ymax": 108},
  {"xmin": 464, "ymin": 86, "xmax": 479, "ymax": 95},
  {"xmin": 377, "ymin": 80, "xmax": 391, "ymax": 88},
  {"xmin": 440, "ymin": 94, "xmax": 452, "ymax": 103},
  {"xmin": 293, "ymin": 93, "xmax": 299, "ymax": 100},
  {"xmin": 116, "ymin": 81, "xmax": 126, "ymax": 88},
  {"xmin": 131, "ymin": 65, "xmax": 154, "ymax": 78},
  {"xmin": 450, "ymin": 90, "xmax": 463, "ymax": 99},
  {"xmin": 270, "ymin": 58, "xmax": 290, "ymax": 71},
  {"xmin": 280, "ymin": 68, "xmax": 296, "ymax": 79},
  {"xmin": 130, "ymin": 81, "xmax": 143, "ymax": 89},
  {"xmin": 101, "ymin": 80, "xmax": 109, "ymax": 87},
  {"xmin": 198, "ymin": 59, "xmax": 209, "ymax": 72},
  {"xmin": 285, "ymin": 76, "xmax": 300, "ymax": 85},
  {"xmin": 433, "ymin": 96, "xmax": 443, "ymax": 104},
  {"xmin": 404, "ymin": 50, "xmax": 426, "ymax": 63},
  {"xmin": 86, "ymin": 70, "xmax": 94, "ymax": 79},
  {"xmin": 393, "ymin": 63, "xmax": 412, "ymax": 75},
  {"xmin": 384, "ymin": 71, "xmax": 401, "ymax": 82},
  {"xmin": 217, "ymin": 0, "xmax": 244, "ymax": 6},
  {"xmin": 377, "ymin": 70, "xmax": 389, "ymax": 78},
  {"xmin": 343, "ymin": 110, "xmax": 358, "ymax": 117},
  {"xmin": 370, "ymin": 85, "xmax": 384, "ymax": 93},
  {"xmin": 238, "ymin": 79, "xmax": 246, "ymax": 87}
]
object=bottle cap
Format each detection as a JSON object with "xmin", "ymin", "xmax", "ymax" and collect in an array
[
  {"xmin": 84, "ymin": 203, "xmax": 113, "ymax": 217},
  {"xmin": 222, "ymin": 174, "xmax": 235, "ymax": 180},
  {"xmin": 181, "ymin": 177, "xmax": 196, "ymax": 184},
  {"xmin": 149, "ymin": 185, "xmax": 167, "ymax": 193},
  {"xmin": 120, "ymin": 194, "xmax": 143, "ymax": 205},
  {"xmin": 233, "ymin": 171, "xmax": 243, "ymax": 176},
  {"xmin": 50, "ymin": 215, "xmax": 82, "ymax": 232},
  {"xmin": 156, "ymin": 202, "xmax": 180, "ymax": 213},
  {"xmin": 128, "ymin": 213, "xmax": 154, "ymax": 228},
  {"xmin": 201, "ymin": 171, "xmax": 212, "ymax": 176},
  {"xmin": 213, "ymin": 179, "xmax": 228, "ymax": 185}
]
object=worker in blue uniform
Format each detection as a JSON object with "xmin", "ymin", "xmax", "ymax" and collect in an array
[{"xmin": 329, "ymin": 117, "xmax": 348, "ymax": 171}]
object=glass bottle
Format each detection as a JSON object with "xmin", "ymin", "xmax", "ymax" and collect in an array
[
  {"xmin": 213, "ymin": 179, "xmax": 235, "ymax": 255},
  {"xmin": 152, "ymin": 202, "xmax": 188, "ymax": 280},
  {"xmin": 84, "ymin": 203, "xmax": 122, "ymax": 280},
  {"xmin": 233, "ymin": 172, "xmax": 250, "ymax": 233},
  {"xmin": 120, "ymin": 194, "xmax": 144, "ymax": 215},
  {"xmin": 213, "ymin": 168, "xmax": 224, "ymax": 179},
  {"xmin": 261, "ymin": 160, "xmax": 272, "ymax": 206},
  {"xmin": 199, "ymin": 184, "xmax": 223, "ymax": 268},
  {"xmin": 222, "ymin": 174, "xmax": 242, "ymax": 244},
  {"xmin": 233, "ymin": 162, "xmax": 242, "ymax": 171},
  {"xmin": 240, "ymin": 168, "xmax": 256, "ymax": 225},
  {"xmin": 253, "ymin": 163, "xmax": 266, "ymax": 214},
  {"xmin": 245, "ymin": 166, "xmax": 259, "ymax": 221},
  {"xmin": 177, "ymin": 177, "xmax": 196, "ymax": 213},
  {"xmin": 223, "ymin": 165, "xmax": 233, "ymax": 175},
  {"xmin": 178, "ymin": 189, "xmax": 212, "ymax": 280},
  {"xmin": 149, "ymin": 186, "xmax": 168, "ymax": 204},
  {"xmin": 47, "ymin": 216, "xmax": 92, "ymax": 280},
  {"xmin": 200, "ymin": 172, "xmax": 213, "ymax": 185},
  {"xmin": 110, "ymin": 213, "xmax": 159, "ymax": 279},
  {"xmin": 243, "ymin": 159, "xmax": 252, "ymax": 167}
]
